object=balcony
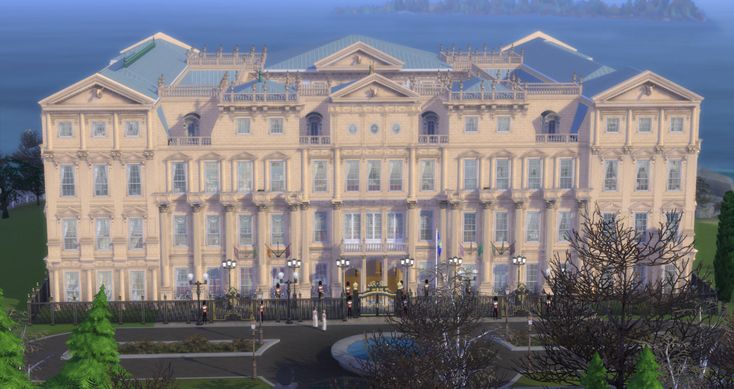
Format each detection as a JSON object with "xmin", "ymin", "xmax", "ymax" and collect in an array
[
  {"xmin": 342, "ymin": 241, "xmax": 408, "ymax": 254},
  {"xmin": 418, "ymin": 135, "xmax": 449, "ymax": 144},
  {"xmin": 535, "ymin": 134, "xmax": 578, "ymax": 143},
  {"xmin": 167, "ymin": 136, "xmax": 212, "ymax": 146},
  {"xmin": 299, "ymin": 135, "xmax": 331, "ymax": 145},
  {"xmin": 221, "ymin": 91, "xmax": 298, "ymax": 103}
]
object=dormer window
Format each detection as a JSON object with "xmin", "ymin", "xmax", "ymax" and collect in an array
[
  {"xmin": 184, "ymin": 113, "xmax": 200, "ymax": 137},
  {"xmin": 422, "ymin": 112, "xmax": 439, "ymax": 135},
  {"xmin": 306, "ymin": 112, "xmax": 323, "ymax": 136},
  {"xmin": 541, "ymin": 111, "xmax": 560, "ymax": 134}
]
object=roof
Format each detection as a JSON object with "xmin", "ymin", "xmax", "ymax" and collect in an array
[
  {"xmin": 268, "ymin": 35, "xmax": 450, "ymax": 71},
  {"xmin": 233, "ymin": 79, "xmax": 293, "ymax": 93},
  {"xmin": 582, "ymin": 67, "xmax": 643, "ymax": 98},
  {"xmin": 516, "ymin": 38, "xmax": 605, "ymax": 83},
  {"xmin": 178, "ymin": 70, "xmax": 237, "ymax": 86},
  {"xmin": 100, "ymin": 37, "xmax": 189, "ymax": 99},
  {"xmin": 569, "ymin": 103, "xmax": 589, "ymax": 134}
]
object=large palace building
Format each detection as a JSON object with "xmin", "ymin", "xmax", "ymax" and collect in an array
[{"xmin": 40, "ymin": 32, "xmax": 702, "ymax": 302}]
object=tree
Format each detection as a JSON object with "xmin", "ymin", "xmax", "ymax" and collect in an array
[
  {"xmin": 45, "ymin": 286, "xmax": 126, "ymax": 389},
  {"xmin": 580, "ymin": 352, "xmax": 608, "ymax": 389},
  {"xmin": 0, "ymin": 155, "xmax": 20, "ymax": 219},
  {"xmin": 518, "ymin": 206, "xmax": 721, "ymax": 388},
  {"xmin": 627, "ymin": 347, "xmax": 662, "ymax": 389},
  {"xmin": 0, "ymin": 289, "xmax": 34, "ymax": 389},
  {"xmin": 12, "ymin": 130, "xmax": 44, "ymax": 206},
  {"xmin": 714, "ymin": 191, "xmax": 734, "ymax": 302},
  {"xmin": 362, "ymin": 271, "xmax": 500, "ymax": 388}
]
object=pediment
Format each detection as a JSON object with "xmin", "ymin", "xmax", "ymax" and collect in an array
[
  {"xmin": 457, "ymin": 150, "xmax": 482, "ymax": 159},
  {"xmin": 594, "ymin": 71, "xmax": 702, "ymax": 104},
  {"xmin": 314, "ymin": 42, "xmax": 404, "ymax": 72},
  {"xmin": 163, "ymin": 152, "xmax": 192, "ymax": 162},
  {"xmin": 629, "ymin": 201, "xmax": 653, "ymax": 212},
  {"xmin": 231, "ymin": 151, "xmax": 257, "ymax": 161},
  {"xmin": 89, "ymin": 206, "xmax": 115, "ymax": 219},
  {"xmin": 55, "ymin": 207, "xmax": 81, "ymax": 220},
  {"xmin": 122, "ymin": 206, "xmax": 148, "ymax": 219},
  {"xmin": 520, "ymin": 149, "xmax": 547, "ymax": 158},
  {"xmin": 331, "ymin": 74, "xmax": 419, "ymax": 103},
  {"xmin": 40, "ymin": 74, "xmax": 153, "ymax": 107},
  {"xmin": 552, "ymin": 149, "xmax": 577, "ymax": 158},
  {"xmin": 263, "ymin": 151, "xmax": 290, "ymax": 160},
  {"xmin": 198, "ymin": 152, "xmax": 224, "ymax": 161}
]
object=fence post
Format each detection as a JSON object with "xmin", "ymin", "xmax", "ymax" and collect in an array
[
  {"xmin": 141, "ymin": 295, "xmax": 145, "ymax": 324},
  {"xmin": 27, "ymin": 294, "xmax": 32, "ymax": 325},
  {"xmin": 72, "ymin": 298, "xmax": 78, "ymax": 325},
  {"xmin": 118, "ymin": 296, "xmax": 123, "ymax": 324},
  {"xmin": 163, "ymin": 295, "xmax": 168, "ymax": 324},
  {"xmin": 50, "ymin": 297, "xmax": 55, "ymax": 326}
]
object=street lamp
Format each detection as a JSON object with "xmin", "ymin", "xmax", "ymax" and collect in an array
[
  {"xmin": 282, "ymin": 258, "xmax": 301, "ymax": 324},
  {"xmin": 221, "ymin": 258, "xmax": 237, "ymax": 293},
  {"xmin": 336, "ymin": 257, "xmax": 350, "ymax": 321},
  {"xmin": 188, "ymin": 272, "xmax": 209, "ymax": 325},
  {"xmin": 448, "ymin": 256, "xmax": 463, "ymax": 288},
  {"xmin": 400, "ymin": 257, "xmax": 414, "ymax": 296},
  {"xmin": 250, "ymin": 319, "xmax": 257, "ymax": 379},
  {"xmin": 511, "ymin": 255, "xmax": 527, "ymax": 290}
]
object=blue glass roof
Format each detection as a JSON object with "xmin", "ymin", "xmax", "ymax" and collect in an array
[
  {"xmin": 179, "ymin": 70, "xmax": 237, "ymax": 86},
  {"xmin": 582, "ymin": 67, "xmax": 642, "ymax": 98},
  {"xmin": 570, "ymin": 103, "xmax": 589, "ymax": 134},
  {"xmin": 233, "ymin": 80, "xmax": 293, "ymax": 93},
  {"xmin": 516, "ymin": 38, "xmax": 607, "ymax": 83},
  {"xmin": 268, "ymin": 35, "xmax": 450, "ymax": 71}
]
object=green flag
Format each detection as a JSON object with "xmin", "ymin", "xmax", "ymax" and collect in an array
[{"xmin": 477, "ymin": 244, "xmax": 484, "ymax": 257}]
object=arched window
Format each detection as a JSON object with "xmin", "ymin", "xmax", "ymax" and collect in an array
[
  {"xmin": 422, "ymin": 112, "xmax": 439, "ymax": 135},
  {"xmin": 306, "ymin": 112, "xmax": 323, "ymax": 136},
  {"xmin": 184, "ymin": 113, "xmax": 200, "ymax": 137},
  {"xmin": 541, "ymin": 111, "xmax": 560, "ymax": 134}
]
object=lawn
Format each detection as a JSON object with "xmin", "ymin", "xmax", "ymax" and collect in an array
[
  {"xmin": 512, "ymin": 375, "xmax": 571, "ymax": 387},
  {"xmin": 0, "ymin": 203, "xmax": 47, "ymax": 310},
  {"xmin": 176, "ymin": 377, "xmax": 271, "ymax": 388},
  {"xmin": 694, "ymin": 218, "xmax": 719, "ymax": 286},
  {"xmin": 22, "ymin": 322, "xmax": 154, "ymax": 338}
]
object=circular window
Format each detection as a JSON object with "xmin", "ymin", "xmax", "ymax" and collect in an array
[
  {"xmin": 392, "ymin": 123, "xmax": 401, "ymax": 134},
  {"xmin": 348, "ymin": 124, "xmax": 358, "ymax": 135},
  {"xmin": 370, "ymin": 124, "xmax": 379, "ymax": 134}
]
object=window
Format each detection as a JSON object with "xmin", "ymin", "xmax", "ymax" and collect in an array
[
  {"xmin": 96, "ymin": 218, "xmax": 111, "ymax": 250},
  {"xmin": 345, "ymin": 160, "xmax": 360, "ymax": 192},
  {"xmin": 602, "ymin": 213, "xmax": 617, "ymax": 236},
  {"xmin": 93, "ymin": 165, "xmax": 108, "ymax": 196},
  {"xmin": 527, "ymin": 158, "xmax": 542, "ymax": 189},
  {"xmin": 635, "ymin": 160, "xmax": 650, "ymax": 191},
  {"xmin": 526, "ymin": 211, "xmax": 541, "ymax": 243},
  {"xmin": 463, "ymin": 213, "xmax": 477, "ymax": 243},
  {"xmin": 60, "ymin": 165, "xmax": 75, "ymax": 196},
  {"xmin": 128, "ymin": 217, "xmax": 144, "ymax": 250},
  {"xmin": 64, "ymin": 271, "xmax": 80, "ymax": 301},
  {"xmin": 633, "ymin": 265, "xmax": 647, "ymax": 286},
  {"xmin": 130, "ymin": 271, "xmax": 146, "ymax": 301},
  {"xmin": 367, "ymin": 160, "xmax": 381, "ymax": 191},
  {"xmin": 667, "ymin": 160, "xmax": 682, "ymax": 191},
  {"xmin": 312, "ymin": 160, "xmax": 328, "ymax": 193},
  {"xmin": 392, "ymin": 123, "xmax": 401, "ymax": 134},
  {"xmin": 603, "ymin": 160, "xmax": 618, "ymax": 191},
  {"xmin": 204, "ymin": 161, "xmax": 220, "ymax": 193},
  {"xmin": 173, "ymin": 215, "xmax": 188, "ymax": 247},
  {"xmin": 172, "ymin": 162, "xmax": 187, "ymax": 193},
  {"xmin": 92, "ymin": 121, "xmax": 107, "ymax": 137},
  {"xmin": 666, "ymin": 211, "xmax": 681, "ymax": 237},
  {"xmin": 58, "ymin": 121, "xmax": 73, "ymax": 137},
  {"xmin": 124, "ymin": 120, "xmax": 140, "ymax": 137},
  {"xmin": 348, "ymin": 123, "xmax": 358, "ymax": 135},
  {"xmin": 670, "ymin": 117, "xmax": 684, "ymax": 133},
  {"xmin": 422, "ymin": 112, "xmax": 439, "ymax": 135},
  {"xmin": 370, "ymin": 124, "xmax": 379, "ymax": 134},
  {"xmin": 315, "ymin": 263, "xmax": 329, "ymax": 289},
  {"xmin": 463, "ymin": 159, "xmax": 478, "ymax": 190},
  {"xmin": 493, "ymin": 264, "xmax": 508, "ymax": 293},
  {"xmin": 495, "ymin": 159, "xmax": 510, "ymax": 190},
  {"xmin": 366, "ymin": 213, "xmax": 382, "ymax": 242},
  {"xmin": 638, "ymin": 117, "xmax": 652, "ymax": 133},
  {"xmin": 238, "ymin": 215, "xmax": 253, "ymax": 245},
  {"xmin": 206, "ymin": 215, "xmax": 221, "ymax": 246},
  {"xmin": 127, "ymin": 164, "xmax": 142, "ymax": 196},
  {"xmin": 314, "ymin": 211, "xmax": 328, "ymax": 242},
  {"xmin": 419, "ymin": 210, "xmax": 434, "ymax": 241},
  {"xmin": 270, "ymin": 214, "xmax": 285, "ymax": 243},
  {"xmin": 343, "ymin": 213, "xmax": 361, "ymax": 242},
  {"xmin": 497, "ymin": 116, "xmax": 511, "ymax": 133},
  {"xmin": 558, "ymin": 211, "xmax": 572, "ymax": 242},
  {"xmin": 307, "ymin": 113, "xmax": 322, "ymax": 136},
  {"xmin": 420, "ymin": 160, "xmax": 436, "ymax": 191},
  {"xmin": 495, "ymin": 211, "xmax": 508, "ymax": 242},
  {"xmin": 634, "ymin": 212, "xmax": 648, "ymax": 240},
  {"xmin": 269, "ymin": 117, "xmax": 283, "ymax": 135},
  {"xmin": 606, "ymin": 117, "xmax": 620, "ymax": 133},
  {"xmin": 235, "ymin": 117, "xmax": 251, "ymax": 135},
  {"xmin": 240, "ymin": 267, "xmax": 257, "ymax": 297},
  {"xmin": 526, "ymin": 263, "xmax": 539, "ymax": 293},
  {"xmin": 97, "ymin": 271, "xmax": 113, "ymax": 301},
  {"xmin": 559, "ymin": 158, "xmax": 574, "ymax": 189},
  {"xmin": 62, "ymin": 218, "xmax": 78, "ymax": 250},
  {"xmin": 206, "ymin": 268, "xmax": 223, "ymax": 297},
  {"xmin": 389, "ymin": 160, "xmax": 403, "ymax": 191},
  {"xmin": 270, "ymin": 160, "xmax": 286, "ymax": 192},
  {"xmin": 387, "ymin": 212, "xmax": 404, "ymax": 242},
  {"xmin": 175, "ymin": 268, "xmax": 191, "ymax": 300},
  {"xmin": 236, "ymin": 160, "xmax": 253, "ymax": 193},
  {"xmin": 464, "ymin": 116, "xmax": 479, "ymax": 133},
  {"xmin": 184, "ymin": 114, "xmax": 199, "ymax": 137}
]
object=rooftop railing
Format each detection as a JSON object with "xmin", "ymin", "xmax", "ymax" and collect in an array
[
  {"xmin": 167, "ymin": 136, "xmax": 212, "ymax": 146},
  {"xmin": 525, "ymin": 83, "xmax": 581, "ymax": 96},
  {"xmin": 222, "ymin": 91, "xmax": 298, "ymax": 103},
  {"xmin": 186, "ymin": 47, "xmax": 266, "ymax": 68},
  {"xmin": 418, "ymin": 135, "xmax": 450, "ymax": 144},
  {"xmin": 440, "ymin": 48, "xmax": 523, "ymax": 71},
  {"xmin": 299, "ymin": 135, "xmax": 331, "ymax": 145},
  {"xmin": 159, "ymin": 86, "xmax": 220, "ymax": 98},
  {"xmin": 535, "ymin": 134, "xmax": 579, "ymax": 143}
]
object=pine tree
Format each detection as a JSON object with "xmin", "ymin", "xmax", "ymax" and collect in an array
[
  {"xmin": 45, "ymin": 286, "xmax": 126, "ymax": 389},
  {"xmin": 627, "ymin": 347, "xmax": 663, "ymax": 389},
  {"xmin": 580, "ymin": 352, "xmax": 608, "ymax": 389},
  {"xmin": 714, "ymin": 191, "xmax": 734, "ymax": 302},
  {"xmin": 0, "ymin": 289, "xmax": 34, "ymax": 389}
]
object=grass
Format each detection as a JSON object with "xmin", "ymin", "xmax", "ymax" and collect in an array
[
  {"xmin": 512, "ymin": 375, "xmax": 571, "ymax": 387},
  {"xmin": 176, "ymin": 377, "xmax": 271, "ymax": 389},
  {"xmin": 22, "ymin": 322, "xmax": 154, "ymax": 338},
  {"xmin": 0, "ymin": 203, "xmax": 47, "ymax": 310},
  {"xmin": 694, "ymin": 218, "xmax": 719, "ymax": 286}
]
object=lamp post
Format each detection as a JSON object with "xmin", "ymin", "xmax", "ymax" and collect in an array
[
  {"xmin": 283, "ymin": 258, "xmax": 301, "ymax": 324},
  {"xmin": 221, "ymin": 258, "xmax": 237, "ymax": 294},
  {"xmin": 250, "ymin": 319, "xmax": 257, "ymax": 379},
  {"xmin": 336, "ymin": 257, "xmax": 350, "ymax": 321},
  {"xmin": 400, "ymin": 257, "xmax": 414, "ymax": 296},
  {"xmin": 448, "ymin": 256, "xmax": 463, "ymax": 289},
  {"xmin": 511, "ymin": 255, "xmax": 527, "ymax": 290},
  {"xmin": 188, "ymin": 273, "xmax": 209, "ymax": 325}
]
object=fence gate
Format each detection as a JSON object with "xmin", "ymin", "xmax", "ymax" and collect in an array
[{"xmin": 357, "ymin": 291, "xmax": 395, "ymax": 316}]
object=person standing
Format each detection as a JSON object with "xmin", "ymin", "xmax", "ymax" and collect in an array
[
  {"xmin": 312, "ymin": 306, "xmax": 319, "ymax": 328},
  {"xmin": 202, "ymin": 301, "xmax": 208, "ymax": 324},
  {"xmin": 259, "ymin": 300, "xmax": 265, "ymax": 323},
  {"xmin": 423, "ymin": 279, "xmax": 430, "ymax": 297},
  {"xmin": 321, "ymin": 309, "xmax": 327, "ymax": 331},
  {"xmin": 492, "ymin": 296, "xmax": 499, "ymax": 319}
]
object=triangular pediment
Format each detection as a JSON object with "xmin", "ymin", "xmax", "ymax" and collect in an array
[
  {"xmin": 231, "ymin": 151, "xmax": 257, "ymax": 161},
  {"xmin": 314, "ymin": 42, "xmax": 404, "ymax": 72},
  {"xmin": 263, "ymin": 151, "xmax": 290, "ymax": 160},
  {"xmin": 594, "ymin": 71, "xmax": 702, "ymax": 104},
  {"xmin": 331, "ymin": 73, "xmax": 419, "ymax": 103},
  {"xmin": 40, "ymin": 74, "xmax": 153, "ymax": 107}
]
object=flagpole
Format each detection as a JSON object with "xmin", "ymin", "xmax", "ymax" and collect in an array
[{"xmin": 435, "ymin": 229, "xmax": 438, "ymax": 289}]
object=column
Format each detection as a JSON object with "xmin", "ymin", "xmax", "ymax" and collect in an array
[
  {"xmin": 224, "ymin": 204, "xmax": 236, "ymax": 262},
  {"xmin": 85, "ymin": 269, "xmax": 93, "ymax": 301},
  {"xmin": 514, "ymin": 201, "xmax": 525, "ymax": 256},
  {"xmin": 302, "ymin": 149, "xmax": 310, "ymax": 201},
  {"xmin": 657, "ymin": 108, "xmax": 665, "ymax": 147},
  {"xmin": 360, "ymin": 256, "xmax": 367, "ymax": 293},
  {"xmin": 333, "ymin": 148, "xmax": 342, "ymax": 200},
  {"xmin": 440, "ymin": 147, "xmax": 448, "ymax": 192},
  {"xmin": 256, "ymin": 204, "xmax": 269, "ymax": 297},
  {"xmin": 113, "ymin": 113, "xmax": 120, "ymax": 150},
  {"xmin": 158, "ymin": 204, "xmax": 171, "ymax": 290},
  {"xmin": 450, "ymin": 201, "xmax": 461, "ymax": 258},
  {"xmin": 331, "ymin": 201, "xmax": 343, "ymax": 296},
  {"xmin": 407, "ymin": 200, "xmax": 418, "ymax": 291},
  {"xmin": 146, "ymin": 110, "xmax": 154, "ymax": 150},
  {"xmin": 45, "ymin": 113, "xmax": 54, "ymax": 150},
  {"xmin": 625, "ymin": 109, "xmax": 633, "ymax": 147},
  {"xmin": 118, "ymin": 269, "xmax": 126, "ymax": 300},
  {"xmin": 480, "ymin": 200, "xmax": 494, "ymax": 295},
  {"xmin": 79, "ymin": 113, "xmax": 86, "ymax": 150},
  {"xmin": 408, "ymin": 147, "xmax": 416, "ymax": 198},
  {"xmin": 191, "ymin": 203, "xmax": 203, "ymax": 280},
  {"xmin": 151, "ymin": 268, "xmax": 159, "ymax": 300},
  {"xmin": 381, "ymin": 256, "xmax": 389, "ymax": 287},
  {"xmin": 52, "ymin": 270, "xmax": 60, "ymax": 303},
  {"xmin": 299, "ymin": 203, "xmax": 311, "ymax": 294},
  {"xmin": 439, "ymin": 200, "xmax": 448, "ymax": 269},
  {"xmin": 544, "ymin": 200, "xmax": 557, "ymax": 285}
]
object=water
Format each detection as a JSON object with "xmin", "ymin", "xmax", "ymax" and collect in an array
[{"xmin": 1, "ymin": 0, "xmax": 732, "ymax": 172}]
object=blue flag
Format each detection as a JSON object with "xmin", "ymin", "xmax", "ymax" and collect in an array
[{"xmin": 436, "ymin": 230, "xmax": 442, "ymax": 257}]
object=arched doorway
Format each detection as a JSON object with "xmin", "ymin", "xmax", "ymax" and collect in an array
[
  {"xmin": 421, "ymin": 111, "xmax": 439, "ymax": 135},
  {"xmin": 306, "ymin": 112, "xmax": 323, "ymax": 136},
  {"xmin": 184, "ymin": 113, "xmax": 200, "ymax": 137},
  {"xmin": 541, "ymin": 110, "xmax": 559, "ymax": 134}
]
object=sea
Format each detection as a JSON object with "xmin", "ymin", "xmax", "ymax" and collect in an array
[{"xmin": 1, "ymin": 0, "xmax": 732, "ymax": 174}]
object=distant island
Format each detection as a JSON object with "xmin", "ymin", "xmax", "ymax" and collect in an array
[{"xmin": 336, "ymin": 0, "xmax": 706, "ymax": 22}]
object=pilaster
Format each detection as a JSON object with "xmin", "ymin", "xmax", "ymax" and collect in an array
[{"xmin": 158, "ymin": 203, "xmax": 172, "ymax": 291}]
